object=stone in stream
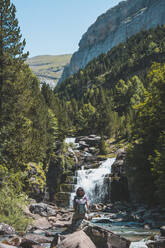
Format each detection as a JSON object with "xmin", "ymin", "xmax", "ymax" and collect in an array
[
  {"xmin": 147, "ymin": 237, "xmax": 165, "ymax": 248},
  {"xmin": 1, "ymin": 235, "xmax": 48, "ymax": 248},
  {"xmin": 0, "ymin": 223, "xmax": 15, "ymax": 235},
  {"xmin": 22, "ymin": 234, "xmax": 52, "ymax": 244},
  {"xmin": 51, "ymin": 230, "xmax": 96, "ymax": 248},
  {"xmin": 84, "ymin": 225, "xmax": 131, "ymax": 248},
  {"xmin": 160, "ymin": 226, "xmax": 165, "ymax": 236},
  {"xmin": 0, "ymin": 244, "xmax": 17, "ymax": 248},
  {"xmin": 29, "ymin": 203, "xmax": 56, "ymax": 217},
  {"xmin": 33, "ymin": 217, "xmax": 52, "ymax": 230}
]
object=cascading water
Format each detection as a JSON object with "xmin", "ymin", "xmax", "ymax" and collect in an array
[{"xmin": 70, "ymin": 157, "xmax": 115, "ymax": 206}]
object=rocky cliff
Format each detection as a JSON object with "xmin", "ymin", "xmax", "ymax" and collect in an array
[{"xmin": 59, "ymin": 0, "xmax": 165, "ymax": 84}]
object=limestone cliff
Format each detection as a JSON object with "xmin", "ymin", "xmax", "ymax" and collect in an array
[{"xmin": 59, "ymin": 0, "xmax": 165, "ymax": 84}]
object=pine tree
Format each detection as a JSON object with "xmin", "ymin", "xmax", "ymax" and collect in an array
[{"xmin": 0, "ymin": 0, "xmax": 28, "ymax": 112}]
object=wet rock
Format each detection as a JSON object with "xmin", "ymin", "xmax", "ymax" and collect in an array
[
  {"xmin": 147, "ymin": 237, "xmax": 165, "ymax": 248},
  {"xmin": 144, "ymin": 224, "xmax": 152, "ymax": 230},
  {"xmin": 33, "ymin": 217, "xmax": 52, "ymax": 230},
  {"xmin": 4, "ymin": 237, "xmax": 22, "ymax": 247},
  {"xmin": 90, "ymin": 203, "xmax": 104, "ymax": 211},
  {"xmin": 94, "ymin": 218, "xmax": 112, "ymax": 224},
  {"xmin": 29, "ymin": 203, "xmax": 56, "ymax": 217},
  {"xmin": 103, "ymin": 204, "xmax": 118, "ymax": 213},
  {"xmin": 116, "ymin": 149, "xmax": 127, "ymax": 160},
  {"xmin": 51, "ymin": 230, "xmax": 96, "ymax": 248},
  {"xmin": 0, "ymin": 244, "xmax": 17, "ymax": 248},
  {"xmin": 88, "ymin": 147, "xmax": 97, "ymax": 154},
  {"xmin": 0, "ymin": 223, "xmax": 15, "ymax": 235},
  {"xmin": 21, "ymin": 234, "xmax": 52, "ymax": 245},
  {"xmin": 52, "ymin": 220, "xmax": 71, "ymax": 228},
  {"xmin": 83, "ymin": 163, "xmax": 100, "ymax": 169},
  {"xmin": 45, "ymin": 231, "xmax": 57, "ymax": 237},
  {"xmin": 78, "ymin": 141, "xmax": 89, "ymax": 149},
  {"xmin": 84, "ymin": 224, "xmax": 130, "ymax": 248},
  {"xmin": 160, "ymin": 226, "xmax": 165, "ymax": 237},
  {"xmin": 76, "ymin": 135, "xmax": 101, "ymax": 147},
  {"xmin": 84, "ymin": 155, "xmax": 97, "ymax": 163}
]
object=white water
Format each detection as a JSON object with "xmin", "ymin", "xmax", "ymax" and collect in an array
[
  {"xmin": 130, "ymin": 239, "xmax": 152, "ymax": 248},
  {"xmin": 70, "ymin": 158, "xmax": 115, "ymax": 206},
  {"xmin": 65, "ymin": 137, "xmax": 76, "ymax": 144}
]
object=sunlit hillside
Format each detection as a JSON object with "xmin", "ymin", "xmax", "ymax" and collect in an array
[{"xmin": 27, "ymin": 54, "xmax": 72, "ymax": 88}]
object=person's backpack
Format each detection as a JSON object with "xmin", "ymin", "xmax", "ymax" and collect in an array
[{"xmin": 74, "ymin": 195, "xmax": 87, "ymax": 214}]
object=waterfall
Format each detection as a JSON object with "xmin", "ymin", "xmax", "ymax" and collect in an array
[{"xmin": 70, "ymin": 158, "xmax": 115, "ymax": 206}]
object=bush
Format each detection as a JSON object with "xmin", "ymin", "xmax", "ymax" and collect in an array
[{"xmin": 0, "ymin": 184, "xmax": 31, "ymax": 231}]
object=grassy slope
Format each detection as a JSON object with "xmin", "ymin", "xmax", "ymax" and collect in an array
[{"xmin": 27, "ymin": 54, "xmax": 72, "ymax": 88}]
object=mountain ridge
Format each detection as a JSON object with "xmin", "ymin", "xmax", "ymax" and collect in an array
[
  {"xmin": 59, "ymin": 0, "xmax": 165, "ymax": 84},
  {"xmin": 27, "ymin": 54, "xmax": 72, "ymax": 89}
]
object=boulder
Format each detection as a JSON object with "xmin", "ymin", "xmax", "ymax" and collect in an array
[
  {"xmin": 147, "ymin": 237, "xmax": 165, "ymax": 248},
  {"xmin": 116, "ymin": 149, "xmax": 127, "ymax": 160},
  {"xmin": 5, "ymin": 237, "xmax": 22, "ymax": 247},
  {"xmin": 76, "ymin": 136, "xmax": 101, "ymax": 147},
  {"xmin": 88, "ymin": 147, "xmax": 97, "ymax": 154},
  {"xmin": 33, "ymin": 217, "xmax": 52, "ymax": 230},
  {"xmin": 51, "ymin": 230, "xmax": 96, "ymax": 248},
  {"xmin": 19, "ymin": 234, "xmax": 52, "ymax": 248},
  {"xmin": 84, "ymin": 225, "xmax": 130, "ymax": 248},
  {"xmin": 0, "ymin": 244, "xmax": 17, "ymax": 248},
  {"xmin": 0, "ymin": 223, "xmax": 15, "ymax": 235},
  {"xmin": 78, "ymin": 141, "xmax": 89, "ymax": 149},
  {"xmin": 29, "ymin": 203, "xmax": 56, "ymax": 217},
  {"xmin": 160, "ymin": 226, "xmax": 165, "ymax": 236}
]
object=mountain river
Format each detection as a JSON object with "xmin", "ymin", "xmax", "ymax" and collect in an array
[{"xmin": 65, "ymin": 138, "xmax": 159, "ymax": 248}]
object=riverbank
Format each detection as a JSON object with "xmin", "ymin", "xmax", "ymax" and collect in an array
[{"xmin": 0, "ymin": 201, "xmax": 165, "ymax": 248}]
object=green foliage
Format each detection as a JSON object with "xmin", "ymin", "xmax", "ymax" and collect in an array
[
  {"xmin": 23, "ymin": 162, "xmax": 46, "ymax": 196},
  {"xmin": 0, "ymin": 0, "xmax": 61, "ymax": 229},
  {"xmin": 0, "ymin": 184, "xmax": 31, "ymax": 231},
  {"xmin": 99, "ymin": 136, "xmax": 108, "ymax": 155},
  {"xmin": 77, "ymin": 103, "xmax": 96, "ymax": 134},
  {"xmin": 126, "ymin": 63, "xmax": 165, "ymax": 206}
]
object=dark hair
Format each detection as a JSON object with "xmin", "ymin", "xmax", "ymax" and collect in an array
[{"xmin": 76, "ymin": 187, "xmax": 85, "ymax": 197}]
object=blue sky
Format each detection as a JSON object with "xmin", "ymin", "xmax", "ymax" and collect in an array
[{"xmin": 12, "ymin": 0, "xmax": 122, "ymax": 58}]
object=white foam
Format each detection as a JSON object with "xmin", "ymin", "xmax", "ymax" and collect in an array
[{"xmin": 72, "ymin": 158, "xmax": 115, "ymax": 205}]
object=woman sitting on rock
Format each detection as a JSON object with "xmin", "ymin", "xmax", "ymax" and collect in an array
[{"xmin": 71, "ymin": 187, "xmax": 89, "ymax": 230}]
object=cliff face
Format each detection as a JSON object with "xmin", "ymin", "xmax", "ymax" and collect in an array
[{"xmin": 59, "ymin": 0, "xmax": 165, "ymax": 84}]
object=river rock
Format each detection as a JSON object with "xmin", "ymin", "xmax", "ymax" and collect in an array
[
  {"xmin": 88, "ymin": 147, "xmax": 97, "ymax": 154},
  {"xmin": 84, "ymin": 225, "xmax": 130, "ymax": 248},
  {"xmin": 52, "ymin": 220, "xmax": 71, "ymax": 228},
  {"xmin": 0, "ymin": 244, "xmax": 17, "ymax": 248},
  {"xmin": 147, "ymin": 237, "xmax": 165, "ymax": 248},
  {"xmin": 94, "ymin": 218, "xmax": 112, "ymax": 224},
  {"xmin": 76, "ymin": 135, "xmax": 101, "ymax": 147},
  {"xmin": 90, "ymin": 203, "xmax": 104, "ymax": 211},
  {"xmin": 160, "ymin": 226, "xmax": 165, "ymax": 236},
  {"xmin": 0, "ymin": 223, "xmax": 15, "ymax": 235},
  {"xmin": 51, "ymin": 230, "xmax": 96, "ymax": 248},
  {"xmin": 33, "ymin": 217, "xmax": 52, "ymax": 230},
  {"xmin": 78, "ymin": 141, "xmax": 89, "ymax": 149},
  {"xmin": 103, "ymin": 204, "xmax": 118, "ymax": 213},
  {"xmin": 29, "ymin": 203, "xmax": 56, "ymax": 217},
  {"xmin": 21, "ymin": 234, "xmax": 52, "ymax": 246},
  {"xmin": 4, "ymin": 237, "xmax": 22, "ymax": 247}
]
